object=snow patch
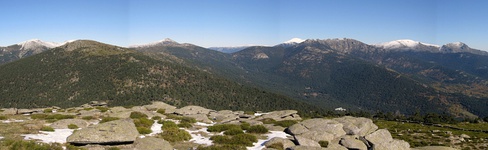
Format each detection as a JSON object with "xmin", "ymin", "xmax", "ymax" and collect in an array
[
  {"xmin": 149, "ymin": 122, "xmax": 163, "ymax": 136},
  {"xmin": 185, "ymin": 127, "xmax": 213, "ymax": 146},
  {"xmin": 247, "ymin": 131, "xmax": 291, "ymax": 150},
  {"xmin": 195, "ymin": 122, "xmax": 215, "ymax": 127},
  {"xmin": 2, "ymin": 119, "xmax": 24, "ymax": 123},
  {"xmin": 0, "ymin": 136, "xmax": 4, "ymax": 140},
  {"xmin": 17, "ymin": 39, "xmax": 62, "ymax": 50},
  {"xmin": 22, "ymin": 129, "xmax": 74, "ymax": 143},
  {"xmin": 375, "ymin": 39, "xmax": 439, "ymax": 49},
  {"xmin": 284, "ymin": 38, "xmax": 305, "ymax": 44}
]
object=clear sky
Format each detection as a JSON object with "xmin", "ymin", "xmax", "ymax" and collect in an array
[{"xmin": 1, "ymin": 0, "xmax": 488, "ymax": 50}]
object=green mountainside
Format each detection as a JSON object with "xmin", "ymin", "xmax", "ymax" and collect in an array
[{"xmin": 0, "ymin": 40, "xmax": 322, "ymax": 115}]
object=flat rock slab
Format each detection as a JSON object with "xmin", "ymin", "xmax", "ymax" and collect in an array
[
  {"xmin": 50, "ymin": 119, "xmax": 89, "ymax": 129},
  {"xmin": 133, "ymin": 137, "xmax": 173, "ymax": 150},
  {"xmin": 67, "ymin": 119, "xmax": 138, "ymax": 145}
]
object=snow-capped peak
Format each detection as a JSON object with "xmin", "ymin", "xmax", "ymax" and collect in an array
[
  {"xmin": 445, "ymin": 42, "xmax": 466, "ymax": 48},
  {"xmin": 375, "ymin": 39, "xmax": 439, "ymax": 49},
  {"xmin": 129, "ymin": 38, "xmax": 180, "ymax": 48},
  {"xmin": 283, "ymin": 38, "xmax": 305, "ymax": 44},
  {"xmin": 17, "ymin": 39, "xmax": 62, "ymax": 50}
]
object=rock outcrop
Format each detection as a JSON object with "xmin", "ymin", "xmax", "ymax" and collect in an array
[
  {"xmin": 67, "ymin": 119, "xmax": 139, "ymax": 145},
  {"xmin": 50, "ymin": 119, "xmax": 89, "ymax": 129},
  {"xmin": 284, "ymin": 116, "xmax": 409, "ymax": 150},
  {"xmin": 132, "ymin": 137, "xmax": 173, "ymax": 150},
  {"xmin": 256, "ymin": 110, "xmax": 301, "ymax": 121}
]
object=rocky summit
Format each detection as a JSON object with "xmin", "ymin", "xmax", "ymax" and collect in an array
[{"xmin": 0, "ymin": 101, "xmax": 472, "ymax": 150}]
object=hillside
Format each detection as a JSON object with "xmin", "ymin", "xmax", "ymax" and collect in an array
[
  {"xmin": 0, "ymin": 40, "xmax": 322, "ymax": 115},
  {"xmin": 229, "ymin": 39, "xmax": 488, "ymax": 118}
]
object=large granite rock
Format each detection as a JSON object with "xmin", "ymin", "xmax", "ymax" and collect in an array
[
  {"xmin": 50, "ymin": 119, "xmax": 89, "ymax": 129},
  {"xmin": 365, "ymin": 129, "xmax": 410, "ymax": 150},
  {"xmin": 257, "ymin": 110, "xmax": 301, "ymax": 121},
  {"xmin": 264, "ymin": 137, "xmax": 295, "ymax": 149},
  {"xmin": 286, "ymin": 118, "xmax": 346, "ymax": 142},
  {"xmin": 1, "ymin": 108, "xmax": 17, "ymax": 115},
  {"xmin": 67, "ymin": 119, "xmax": 139, "ymax": 145},
  {"xmin": 184, "ymin": 114, "xmax": 212, "ymax": 123},
  {"xmin": 107, "ymin": 107, "xmax": 132, "ymax": 118},
  {"xmin": 294, "ymin": 135, "xmax": 321, "ymax": 147},
  {"xmin": 143, "ymin": 101, "xmax": 177, "ymax": 114},
  {"xmin": 133, "ymin": 137, "xmax": 173, "ymax": 150},
  {"xmin": 339, "ymin": 136, "xmax": 367, "ymax": 150},
  {"xmin": 333, "ymin": 116, "xmax": 378, "ymax": 136},
  {"xmin": 174, "ymin": 105, "xmax": 213, "ymax": 115}
]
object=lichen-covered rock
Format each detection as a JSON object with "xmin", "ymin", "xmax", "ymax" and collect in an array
[
  {"xmin": 50, "ymin": 119, "xmax": 89, "ymax": 129},
  {"xmin": 1, "ymin": 108, "xmax": 17, "ymax": 115},
  {"xmin": 333, "ymin": 116, "xmax": 378, "ymax": 136},
  {"xmin": 264, "ymin": 137, "xmax": 295, "ymax": 149},
  {"xmin": 67, "ymin": 119, "xmax": 138, "ymax": 145},
  {"xmin": 257, "ymin": 110, "xmax": 301, "ymax": 121},
  {"xmin": 286, "ymin": 118, "xmax": 346, "ymax": 142},
  {"xmin": 133, "ymin": 137, "xmax": 173, "ymax": 150},
  {"xmin": 365, "ymin": 129, "xmax": 410, "ymax": 150},
  {"xmin": 143, "ymin": 101, "xmax": 177, "ymax": 114},
  {"xmin": 184, "ymin": 114, "xmax": 212, "ymax": 123},
  {"xmin": 294, "ymin": 135, "xmax": 321, "ymax": 147},
  {"xmin": 174, "ymin": 105, "xmax": 213, "ymax": 115},
  {"xmin": 339, "ymin": 136, "xmax": 367, "ymax": 150}
]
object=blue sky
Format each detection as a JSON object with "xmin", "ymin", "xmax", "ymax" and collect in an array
[{"xmin": 1, "ymin": 0, "xmax": 488, "ymax": 50}]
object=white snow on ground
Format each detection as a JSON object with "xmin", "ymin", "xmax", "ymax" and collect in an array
[
  {"xmin": 195, "ymin": 122, "xmax": 215, "ymax": 126},
  {"xmin": 0, "ymin": 136, "xmax": 4, "ymax": 140},
  {"xmin": 254, "ymin": 113, "xmax": 269, "ymax": 117},
  {"xmin": 1, "ymin": 119, "xmax": 24, "ymax": 123},
  {"xmin": 185, "ymin": 127, "xmax": 213, "ymax": 146},
  {"xmin": 149, "ymin": 122, "xmax": 163, "ymax": 136},
  {"xmin": 22, "ymin": 129, "xmax": 74, "ymax": 143},
  {"xmin": 247, "ymin": 131, "xmax": 291, "ymax": 150}
]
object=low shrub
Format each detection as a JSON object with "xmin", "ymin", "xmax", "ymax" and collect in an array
[
  {"xmin": 43, "ymin": 109, "xmax": 53, "ymax": 113},
  {"xmin": 178, "ymin": 122, "xmax": 193, "ymax": 128},
  {"xmin": 247, "ymin": 125, "xmax": 268, "ymax": 134},
  {"xmin": 156, "ymin": 109, "xmax": 166, "ymax": 114},
  {"xmin": 210, "ymin": 134, "xmax": 257, "ymax": 146},
  {"xmin": 181, "ymin": 116, "xmax": 197, "ymax": 123},
  {"xmin": 68, "ymin": 124, "xmax": 79, "ymax": 129},
  {"xmin": 207, "ymin": 124, "xmax": 241, "ymax": 132},
  {"xmin": 223, "ymin": 128, "xmax": 244, "ymax": 135},
  {"xmin": 161, "ymin": 120, "xmax": 178, "ymax": 129},
  {"xmin": 0, "ymin": 115, "xmax": 7, "ymax": 120},
  {"xmin": 41, "ymin": 126, "xmax": 55, "ymax": 132},
  {"xmin": 240, "ymin": 122, "xmax": 251, "ymax": 130},
  {"xmin": 134, "ymin": 117, "xmax": 154, "ymax": 128},
  {"xmin": 137, "ymin": 127, "xmax": 152, "ymax": 134},
  {"xmin": 81, "ymin": 116, "xmax": 94, "ymax": 120},
  {"xmin": 159, "ymin": 127, "xmax": 191, "ymax": 142},
  {"xmin": 130, "ymin": 111, "xmax": 148, "ymax": 119},
  {"xmin": 2, "ymin": 139, "xmax": 63, "ymax": 150},
  {"xmin": 95, "ymin": 107, "xmax": 109, "ymax": 112},
  {"xmin": 151, "ymin": 116, "xmax": 161, "ymax": 121}
]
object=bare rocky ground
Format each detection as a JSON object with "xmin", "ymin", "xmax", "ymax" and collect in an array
[{"xmin": 0, "ymin": 101, "xmax": 461, "ymax": 150}]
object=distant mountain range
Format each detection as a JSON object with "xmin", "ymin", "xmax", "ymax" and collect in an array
[{"xmin": 1, "ymin": 38, "xmax": 487, "ymax": 119}]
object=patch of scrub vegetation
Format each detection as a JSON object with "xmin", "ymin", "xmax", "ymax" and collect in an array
[
  {"xmin": 375, "ymin": 119, "xmax": 488, "ymax": 149},
  {"xmin": 30, "ymin": 114, "xmax": 75, "ymax": 122},
  {"xmin": 260, "ymin": 118, "xmax": 298, "ymax": 127},
  {"xmin": 99, "ymin": 117, "xmax": 119, "ymax": 123},
  {"xmin": 1, "ymin": 139, "xmax": 63, "ymax": 150},
  {"xmin": 158, "ymin": 123, "xmax": 191, "ymax": 142},
  {"xmin": 130, "ymin": 111, "xmax": 154, "ymax": 134}
]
